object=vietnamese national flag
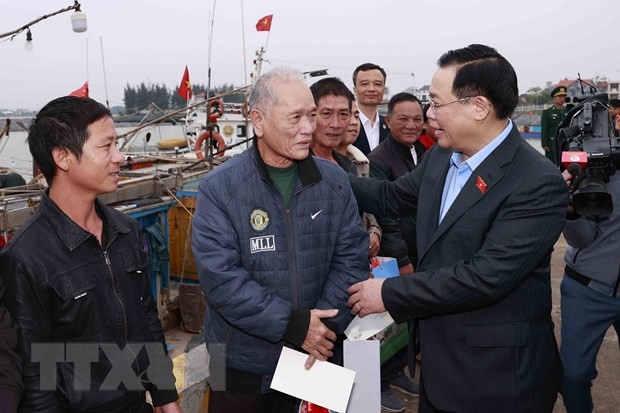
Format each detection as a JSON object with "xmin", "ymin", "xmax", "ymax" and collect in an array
[
  {"xmin": 68, "ymin": 81, "xmax": 89, "ymax": 98},
  {"xmin": 255, "ymin": 14, "xmax": 273, "ymax": 32},
  {"xmin": 178, "ymin": 66, "xmax": 192, "ymax": 101},
  {"xmin": 475, "ymin": 176, "xmax": 487, "ymax": 194}
]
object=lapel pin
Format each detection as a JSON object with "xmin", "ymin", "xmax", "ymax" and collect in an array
[{"xmin": 476, "ymin": 176, "xmax": 487, "ymax": 194}]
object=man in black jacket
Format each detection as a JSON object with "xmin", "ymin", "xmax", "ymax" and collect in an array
[
  {"xmin": 0, "ymin": 276, "xmax": 22, "ymax": 413},
  {"xmin": 369, "ymin": 92, "xmax": 426, "ymax": 274},
  {"xmin": 0, "ymin": 97, "xmax": 181, "ymax": 412}
]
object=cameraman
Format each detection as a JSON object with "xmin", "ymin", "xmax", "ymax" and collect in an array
[{"xmin": 560, "ymin": 168, "xmax": 620, "ymax": 413}]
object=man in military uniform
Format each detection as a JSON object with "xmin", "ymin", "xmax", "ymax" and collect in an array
[{"xmin": 541, "ymin": 86, "xmax": 567, "ymax": 163}]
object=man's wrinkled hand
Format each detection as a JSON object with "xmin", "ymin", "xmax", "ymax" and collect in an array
[
  {"xmin": 301, "ymin": 309, "xmax": 338, "ymax": 370},
  {"xmin": 347, "ymin": 278, "xmax": 386, "ymax": 318}
]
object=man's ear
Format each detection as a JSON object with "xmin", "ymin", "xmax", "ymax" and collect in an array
[
  {"xmin": 249, "ymin": 109, "xmax": 264, "ymax": 138},
  {"xmin": 473, "ymin": 96, "xmax": 492, "ymax": 121},
  {"xmin": 52, "ymin": 147, "xmax": 71, "ymax": 172},
  {"xmin": 385, "ymin": 115, "xmax": 392, "ymax": 130}
]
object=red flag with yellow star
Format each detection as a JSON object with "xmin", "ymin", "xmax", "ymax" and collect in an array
[
  {"xmin": 476, "ymin": 176, "xmax": 487, "ymax": 194},
  {"xmin": 255, "ymin": 14, "xmax": 273, "ymax": 32},
  {"xmin": 178, "ymin": 66, "xmax": 192, "ymax": 101},
  {"xmin": 68, "ymin": 81, "xmax": 89, "ymax": 98}
]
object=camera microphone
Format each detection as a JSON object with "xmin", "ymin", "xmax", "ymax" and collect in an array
[
  {"xmin": 567, "ymin": 163, "xmax": 582, "ymax": 178},
  {"xmin": 561, "ymin": 151, "xmax": 588, "ymax": 177}
]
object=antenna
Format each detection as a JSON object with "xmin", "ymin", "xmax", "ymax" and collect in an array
[{"xmin": 577, "ymin": 73, "xmax": 597, "ymax": 95}]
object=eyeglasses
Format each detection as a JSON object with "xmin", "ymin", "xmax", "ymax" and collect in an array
[{"xmin": 428, "ymin": 96, "xmax": 471, "ymax": 114}]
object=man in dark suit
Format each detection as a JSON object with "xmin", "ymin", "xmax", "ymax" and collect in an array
[
  {"xmin": 347, "ymin": 44, "xmax": 568, "ymax": 413},
  {"xmin": 352, "ymin": 63, "xmax": 390, "ymax": 155}
]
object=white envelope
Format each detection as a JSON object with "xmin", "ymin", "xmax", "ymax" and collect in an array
[
  {"xmin": 270, "ymin": 347, "xmax": 356, "ymax": 413},
  {"xmin": 344, "ymin": 311, "xmax": 394, "ymax": 341}
]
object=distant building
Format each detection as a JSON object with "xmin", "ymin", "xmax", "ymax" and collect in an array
[
  {"xmin": 402, "ymin": 85, "xmax": 430, "ymax": 104},
  {"xmin": 607, "ymin": 80, "xmax": 620, "ymax": 100},
  {"xmin": 417, "ymin": 85, "xmax": 430, "ymax": 103}
]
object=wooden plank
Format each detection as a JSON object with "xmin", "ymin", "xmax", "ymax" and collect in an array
[{"xmin": 99, "ymin": 175, "xmax": 181, "ymax": 205}]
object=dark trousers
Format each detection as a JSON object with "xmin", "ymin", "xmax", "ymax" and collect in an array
[
  {"xmin": 209, "ymin": 389, "xmax": 297, "ymax": 413},
  {"xmin": 380, "ymin": 347, "xmax": 408, "ymax": 392},
  {"xmin": 560, "ymin": 275, "xmax": 620, "ymax": 413}
]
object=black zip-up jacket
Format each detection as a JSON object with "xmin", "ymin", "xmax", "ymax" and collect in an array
[
  {"xmin": 368, "ymin": 134, "xmax": 426, "ymax": 267},
  {"xmin": 0, "ymin": 276, "xmax": 22, "ymax": 412},
  {"xmin": 0, "ymin": 193, "xmax": 178, "ymax": 412}
]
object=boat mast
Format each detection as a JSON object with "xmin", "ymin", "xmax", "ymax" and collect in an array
[
  {"xmin": 206, "ymin": 1, "xmax": 217, "ymax": 104},
  {"xmin": 86, "ymin": 37, "xmax": 89, "ymax": 93},
  {"xmin": 240, "ymin": 0, "xmax": 248, "ymax": 88},
  {"xmin": 100, "ymin": 37, "xmax": 110, "ymax": 109},
  {"xmin": 205, "ymin": 0, "xmax": 218, "ymax": 170}
]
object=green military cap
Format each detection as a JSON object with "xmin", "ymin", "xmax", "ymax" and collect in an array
[{"xmin": 551, "ymin": 86, "xmax": 568, "ymax": 98}]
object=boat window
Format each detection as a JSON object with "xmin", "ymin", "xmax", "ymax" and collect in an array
[{"xmin": 237, "ymin": 125, "xmax": 246, "ymax": 137}]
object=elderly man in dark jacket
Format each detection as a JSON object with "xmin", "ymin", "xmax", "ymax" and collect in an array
[{"xmin": 192, "ymin": 68, "xmax": 369, "ymax": 413}]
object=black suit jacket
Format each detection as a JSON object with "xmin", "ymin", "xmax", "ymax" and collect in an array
[
  {"xmin": 368, "ymin": 135, "xmax": 426, "ymax": 267},
  {"xmin": 352, "ymin": 114, "xmax": 390, "ymax": 156},
  {"xmin": 351, "ymin": 126, "xmax": 568, "ymax": 412}
]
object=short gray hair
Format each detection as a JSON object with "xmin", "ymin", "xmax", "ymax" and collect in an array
[{"xmin": 248, "ymin": 67, "xmax": 304, "ymax": 113}]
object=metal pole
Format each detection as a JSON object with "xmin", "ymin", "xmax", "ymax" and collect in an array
[{"xmin": 100, "ymin": 37, "xmax": 110, "ymax": 109}]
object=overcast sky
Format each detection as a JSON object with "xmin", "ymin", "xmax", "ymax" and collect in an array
[{"xmin": 1, "ymin": 0, "xmax": 618, "ymax": 110}]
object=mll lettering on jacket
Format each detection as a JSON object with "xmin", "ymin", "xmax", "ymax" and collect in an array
[{"xmin": 250, "ymin": 235, "xmax": 276, "ymax": 253}]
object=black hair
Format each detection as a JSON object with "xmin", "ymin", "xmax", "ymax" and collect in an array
[
  {"xmin": 28, "ymin": 96, "xmax": 111, "ymax": 186},
  {"xmin": 437, "ymin": 44, "xmax": 518, "ymax": 119},
  {"xmin": 309, "ymin": 77, "xmax": 353, "ymax": 109},
  {"xmin": 387, "ymin": 92, "xmax": 421, "ymax": 115},
  {"xmin": 352, "ymin": 63, "xmax": 387, "ymax": 86},
  {"xmin": 422, "ymin": 102, "xmax": 431, "ymax": 122},
  {"xmin": 609, "ymin": 98, "xmax": 620, "ymax": 108}
]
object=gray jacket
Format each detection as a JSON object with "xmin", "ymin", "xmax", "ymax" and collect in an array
[{"xmin": 564, "ymin": 172, "xmax": 620, "ymax": 296}]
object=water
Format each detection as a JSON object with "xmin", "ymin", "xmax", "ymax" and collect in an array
[{"xmin": 0, "ymin": 123, "xmax": 190, "ymax": 181}]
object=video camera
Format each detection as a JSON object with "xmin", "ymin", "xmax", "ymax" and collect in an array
[{"xmin": 554, "ymin": 78, "xmax": 620, "ymax": 216}]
